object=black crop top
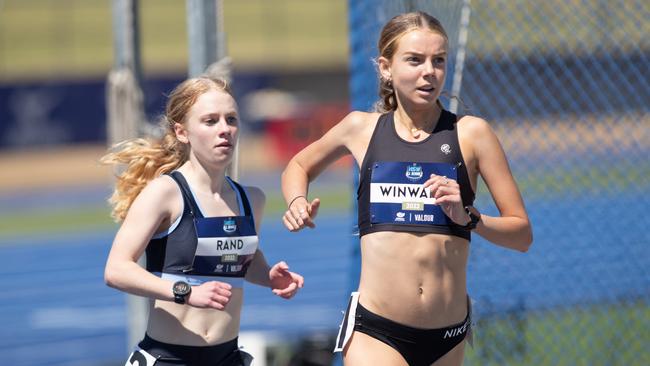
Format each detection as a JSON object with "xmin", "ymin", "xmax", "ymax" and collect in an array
[
  {"xmin": 145, "ymin": 171, "xmax": 259, "ymax": 287},
  {"xmin": 357, "ymin": 109, "xmax": 475, "ymax": 240}
]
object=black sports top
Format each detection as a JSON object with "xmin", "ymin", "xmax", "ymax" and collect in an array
[
  {"xmin": 145, "ymin": 171, "xmax": 259, "ymax": 288},
  {"xmin": 357, "ymin": 109, "xmax": 475, "ymax": 240}
]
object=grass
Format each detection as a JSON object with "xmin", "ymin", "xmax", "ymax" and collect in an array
[
  {"xmin": 1, "ymin": 0, "xmax": 646, "ymax": 81},
  {"xmin": 2, "ymin": 145, "xmax": 648, "ymax": 239},
  {"xmin": 1, "ymin": 158, "xmax": 647, "ymax": 238},
  {"xmin": 0, "ymin": 205, "xmax": 115, "ymax": 239},
  {"xmin": 509, "ymin": 163, "xmax": 650, "ymax": 199},
  {"xmin": 0, "ymin": 187, "xmax": 353, "ymax": 238},
  {"xmin": 465, "ymin": 299, "xmax": 650, "ymax": 366},
  {"xmin": 0, "ymin": 0, "xmax": 349, "ymax": 81}
]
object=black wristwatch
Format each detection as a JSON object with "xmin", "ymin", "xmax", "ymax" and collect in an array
[
  {"xmin": 172, "ymin": 281, "xmax": 191, "ymax": 304},
  {"xmin": 460, "ymin": 206, "xmax": 481, "ymax": 230}
]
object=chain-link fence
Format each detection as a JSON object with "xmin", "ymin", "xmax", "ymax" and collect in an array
[{"xmin": 348, "ymin": 1, "xmax": 649, "ymax": 365}]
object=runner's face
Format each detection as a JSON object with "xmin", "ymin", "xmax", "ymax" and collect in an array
[
  {"xmin": 177, "ymin": 90, "xmax": 239, "ymax": 166},
  {"xmin": 381, "ymin": 29, "xmax": 448, "ymax": 108}
]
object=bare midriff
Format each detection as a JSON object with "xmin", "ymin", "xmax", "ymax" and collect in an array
[
  {"xmin": 145, "ymin": 288, "xmax": 243, "ymax": 346},
  {"xmin": 357, "ymin": 231, "xmax": 469, "ymax": 329}
]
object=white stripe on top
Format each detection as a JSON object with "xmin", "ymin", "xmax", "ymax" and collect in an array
[{"xmin": 156, "ymin": 272, "xmax": 245, "ymax": 288}]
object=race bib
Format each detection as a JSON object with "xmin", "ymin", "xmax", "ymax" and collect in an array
[
  {"xmin": 191, "ymin": 216, "xmax": 258, "ymax": 277},
  {"xmin": 370, "ymin": 161, "xmax": 457, "ymax": 226},
  {"xmin": 124, "ymin": 347, "xmax": 157, "ymax": 366}
]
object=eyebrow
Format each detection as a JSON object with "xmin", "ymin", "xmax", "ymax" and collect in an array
[
  {"xmin": 403, "ymin": 51, "xmax": 447, "ymax": 57},
  {"xmin": 199, "ymin": 111, "xmax": 238, "ymax": 119}
]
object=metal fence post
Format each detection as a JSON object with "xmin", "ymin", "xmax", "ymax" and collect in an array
[
  {"xmin": 107, "ymin": 0, "xmax": 147, "ymax": 353},
  {"xmin": 186, "ymin": 0, "xmax": 225, "ymax": 77}
]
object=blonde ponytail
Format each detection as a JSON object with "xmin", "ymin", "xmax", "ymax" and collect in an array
[
  {"xmin": 101, "ymin": 129, "xmax": 188, "ymax": 222},
  {"xmin": 101, "ymin": 75, "xmax": 232, "ymax": 222}
]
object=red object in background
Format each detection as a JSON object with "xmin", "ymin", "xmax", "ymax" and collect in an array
[{"xmin": 265, "ymin": 102, "xmax": 351, "ymax": 166}]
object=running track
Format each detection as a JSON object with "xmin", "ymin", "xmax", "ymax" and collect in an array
[{"xmin": 1, "ymin": 195, "xmax": 648, "ymax": 365}]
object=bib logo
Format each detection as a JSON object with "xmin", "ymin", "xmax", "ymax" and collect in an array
[
  {"xmin": 405, "ymin": 163, "xmax": 424, "ymax": 181},
  {"xmin": 394, "ymin": 212, "xmax": 406, "ymax": 222},
  {"xmin": 223, "ymin": 218, "xmax": 237, "ymax": 233},
  {"xmin": 441, "ymin": 144, "xmax": 451, "ymax": 155}
]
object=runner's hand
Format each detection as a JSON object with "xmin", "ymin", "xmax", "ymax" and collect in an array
[
  {"xmin": 282, "ymin": 197, "xmax": 320, "ymax": 232},
  {"xmin": 423, "ymin": 174, "xmax": 469, "ymax": 225},
  {"xmin": 186, "ymin": 281, "xmax": 232, "ymax": 310},
  {"xmin": 269, "ymin": 261, "xmax": 304, "ymax": 299}
]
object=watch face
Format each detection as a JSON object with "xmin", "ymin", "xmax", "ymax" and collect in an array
[{"xmin": 173, "ymin": 281, "xmax": 191, "ymax": 295}]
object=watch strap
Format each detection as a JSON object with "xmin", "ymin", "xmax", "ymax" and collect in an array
[
  {"xmin": 460, "ymin": 206, "xmax": 480, "ymax": 230},
  {"xmin": 174, "ymin": 295, "xmax": 184, "ymax": 304}
]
